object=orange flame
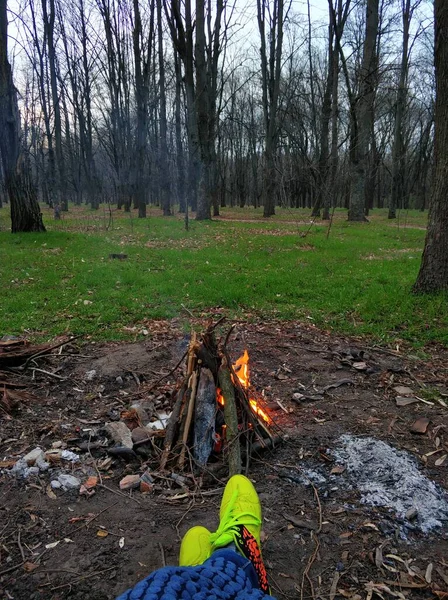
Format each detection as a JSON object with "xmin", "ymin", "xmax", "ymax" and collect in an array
[
  {"xmin": 216, "ymin": 350, "xmax": 271, "ymax": 424},
  {"xmin": 233, "ymin": 349, "xmax": 250, "ymax": 388}
]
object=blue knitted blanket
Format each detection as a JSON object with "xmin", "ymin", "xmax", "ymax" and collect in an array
[{"xmin": 116, "ymin": 550, "xmax": 275, "ymax": 600}]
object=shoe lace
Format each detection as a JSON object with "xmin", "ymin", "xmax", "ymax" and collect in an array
[{"xmin": 210, "ymin": 488, "xmax": 261, "ymax": 549}]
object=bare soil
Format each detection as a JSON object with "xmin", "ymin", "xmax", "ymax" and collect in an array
[{"xmin": 1, "ymin": 320, "xmax": 447, "ymax": 600}]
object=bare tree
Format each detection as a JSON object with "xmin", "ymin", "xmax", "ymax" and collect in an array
[
  {"xmin": 257, "ymin": 0, "xmax": 289, "ymax": 217},
  {"xmin": 413, "ymin": 0, "xmax": 448, "ymax": 293},
  {"xmin": 0, "ymin": 0, "xmax": 45, "ymax": 232},
  {"xmin": 388, "ymin": 0, "xmax": 416, "ymax": 219},
  {"xmin": 349, "ymin": 0, "xmax": 379, "ymax": 221},
  {"xmin": 132, "ymin": 0, "xmax": 155, "ymax": 218}
]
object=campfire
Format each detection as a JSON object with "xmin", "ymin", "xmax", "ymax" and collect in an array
[{"xmin": 159, "ymin": 323, "xmax": 278, "ymax": 476}]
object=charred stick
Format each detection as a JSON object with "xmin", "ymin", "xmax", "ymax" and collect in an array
[{"xmin": 160, "ymin": 382, "xmax": 187, "ymax": 470}]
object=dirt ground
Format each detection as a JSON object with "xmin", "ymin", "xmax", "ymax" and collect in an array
[{"xmin": 1, "ymin": 320, "xmax": 447, "ymax": 600}]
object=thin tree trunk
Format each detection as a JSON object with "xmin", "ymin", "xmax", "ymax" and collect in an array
[
  {"xmin": 389, "ymin": 0, "xmax": 411, "ymax": 219},
  {"xmin": 0, "ymin": 0, "xmax": 45, "ymax": 233},
  {"xmin": 413, "ymin": 0, "xmax": 448, "ymax": 293}
]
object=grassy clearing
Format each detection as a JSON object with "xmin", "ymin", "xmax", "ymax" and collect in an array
[{"xmin": 1, "ymin": 204, "xmax": 446, "ymax": 347}]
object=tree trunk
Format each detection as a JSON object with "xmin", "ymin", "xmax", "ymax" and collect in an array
[
  {"xmin": 157, "ymin": 0, "xmax": 171, "ymax": 216},
  {"xmin": 389, "ymin": 0, "xmax": 411, "ymax": 219},
  {"xmin": 349, "ymin": 0, "xmax": 378, "ymax": 222},
  {"xmin": 413, "ymin": 0, "xmax": 448, "ymax": 293},
  {"xmin": 258, "ymin": 0, "xmax": 287, "ymax": 218},
  {"xmin": 0, "ymin": 0, "xmax": 45, "ymax": 233}
]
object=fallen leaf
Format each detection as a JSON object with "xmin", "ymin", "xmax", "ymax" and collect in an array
[
  {"xmin": 339, "ymin": 532, "xmax": 353, "ymax": 539},
  {"xmin": 435, "ymin": 454, "xmax": 447, "ymax": 466},
  {"xmin": 96, "ymin": 529, "xmax": 109, "ymax": 538},
  {"xmin": 435, "ymin": 567, "xmax": 448, "ymax": 586},
  {"xmin": 353, "ymin": 362, "xmax": 367, "ymax": 371},
  {"xmin": 396, "ymin": 397, "xmax": 419, "ymax": 407},
  {"xmin": 410, "ymin": 417, "xmax": 430, "ymax": 434},
  {"xmin": 46, "ymin": 484, "xmax": 57, "ymax": 500},
  {"xmin": 23, "ymin": 562, "xmax": 39, "ymax": 572},
  {"xmin": 119, "ymin": 537, "xmax": 125, "ymax": 548},
  {"xmin": 425, "ymin": 563, "xmax": 433, "ymax": 583},
  {"xmin": 45, "ymin": 541, "xmax": 60, "ymax": 549},
  {"xmin": 433, "ymin": 592, "xmax": 448, "ymax": 600},
  {"xmin": 331, "ymin": 507, "xmax": 346, "ymax": 515},
  {"xmin": 394, "ymin": 386, "xmax": 414, "ymax": 396},
  {"xmin": 331, "ymin": 465, "xmax": 346, "ymax": 475},
  {"xmin": 283, "ymin": 514, "xmax": 317, "ymax": 530},
  {"xmin": 338, "ymin": 591, "xmax": 362, "ymax": 600},
  {"xmin": 375, "ymin": 546, "xmax": 384, "ymax": 568},
  {"xmin": 329, "ymin": 571, "xmax": 340, "ymax": 600}
]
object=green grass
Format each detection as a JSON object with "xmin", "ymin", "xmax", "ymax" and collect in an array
[{"xmin": 1, "ymin": 204, "xmax": 446, "ymax": 347}]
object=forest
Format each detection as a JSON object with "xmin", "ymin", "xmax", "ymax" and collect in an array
[{"xmin": 0, "ymin": 0, "xmax": 436, "ymax": 221}]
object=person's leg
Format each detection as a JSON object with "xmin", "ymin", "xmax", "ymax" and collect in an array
[{"xmin": 116, "ymin": 475, "xmax": 273, "ymax": 599}]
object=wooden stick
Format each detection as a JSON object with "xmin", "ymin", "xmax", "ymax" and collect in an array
[
  {"xmin": 160, "ymin": 382, "xmax": 187, "ymax": 470},
  {"xmin": 218, "ymin": 358, "xmax": 241, "ymax": 476},
  {"xmin": 178, "ymin": 370, "xmax": 198, "ymax": 469}
]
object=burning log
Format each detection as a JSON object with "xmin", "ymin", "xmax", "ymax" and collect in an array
[
  {"xmin": 159, "ymin": 323, "xmax": 278, "ymax": 477},
  {"xmin": 194, "ymin": 368, "xmax": 217, "ymax": 466},
  {"xmin": 218, "ymin": 357, "xmax": 241, "ymax": 475}
]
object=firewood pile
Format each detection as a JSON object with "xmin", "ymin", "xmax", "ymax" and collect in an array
[
  {"xmin": 0, "ymin": 336, "xmax": 77, "ymax": 413},
  {"xmin": 159, "ymin": 323, "xmax": 279, "ymax": 477}
]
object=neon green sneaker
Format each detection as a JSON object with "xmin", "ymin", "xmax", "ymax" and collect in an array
[
  {"xmin": 179, "ymin": 525, "xmax": 212, "ymax": 566},
  {"xmin": 210, "ymin": 475, "xmax": 269, "ymax": 592}
]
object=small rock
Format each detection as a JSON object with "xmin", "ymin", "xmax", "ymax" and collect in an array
[
  {"xmin": 292, "ymin": 392, "xmax": 304, "ymax": 402},
  {"xmin": 23, "ymin": 447, "xmax": 45, "ymax": 465},
  {"xmin": 410, "ymin": 417, "xmax": 430, "ymax": 434},
  {"xmin": 10, "ymin": 458, "xmax": 29, "ymax": 475},
  {"xmin": 131, "ymin": 427, "xmax": 151, "ymax": 444},
  {"xmin": 35, "ymin": 456, "xmax": 50, "ymax": 472},
  {"xmin": 406, "ymin": 507, "xmax": 418, "ymax": 521},
  {"xmin": 105, "ymin": 422, "xmax": 133, "ymax": 449},
  {"xmin": 58, "ymin": 474, "xmax": 81, "ymax": 490},
  {"xmin": 51, "ymin": 480, "xmax": 62, "ymax": 489},
  {"xmin": 141, "ymin": 471, "xmax": 155, "ymax": 485},
  {"xmin": 116, "ymin": 376, "xmax": 124, "ymax": 385},
  {"xmin": 140, "ymin": 481, "xmax": 153, "ymax": 493},
  {"xmin": 119, "ymin": 474, "xmax": 141, "ymax": 490},
  {"xmin": 108, "ymin": 446, "xmax": 138, "ymax": 461},
  {"xmin": 61, "ymin": 450, "xmax": 80, "ymax": 462},
  {"xmin": 25, "ymin": 467, "xmax": 40, "ymax": 477},
  {"xmin": 83, "ymin": 476, "xmax": 98, "ymax": 489},
  {"xmin": 51, "ymin": 441, "xmax": 64, "ymax": 449},
  {"xmin": 85, "ymin": 369, "xmax": 97, "ymax": 381}
]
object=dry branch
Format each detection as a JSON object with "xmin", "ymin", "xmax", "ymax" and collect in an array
[{"xmin": 218, "ymin": 357, "xmax": 242, "ymax": 475}]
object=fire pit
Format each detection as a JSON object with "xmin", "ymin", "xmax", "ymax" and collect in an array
[{"xmin": 159, "ymin": 322, "xmax": 279, "ymax": 476}]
